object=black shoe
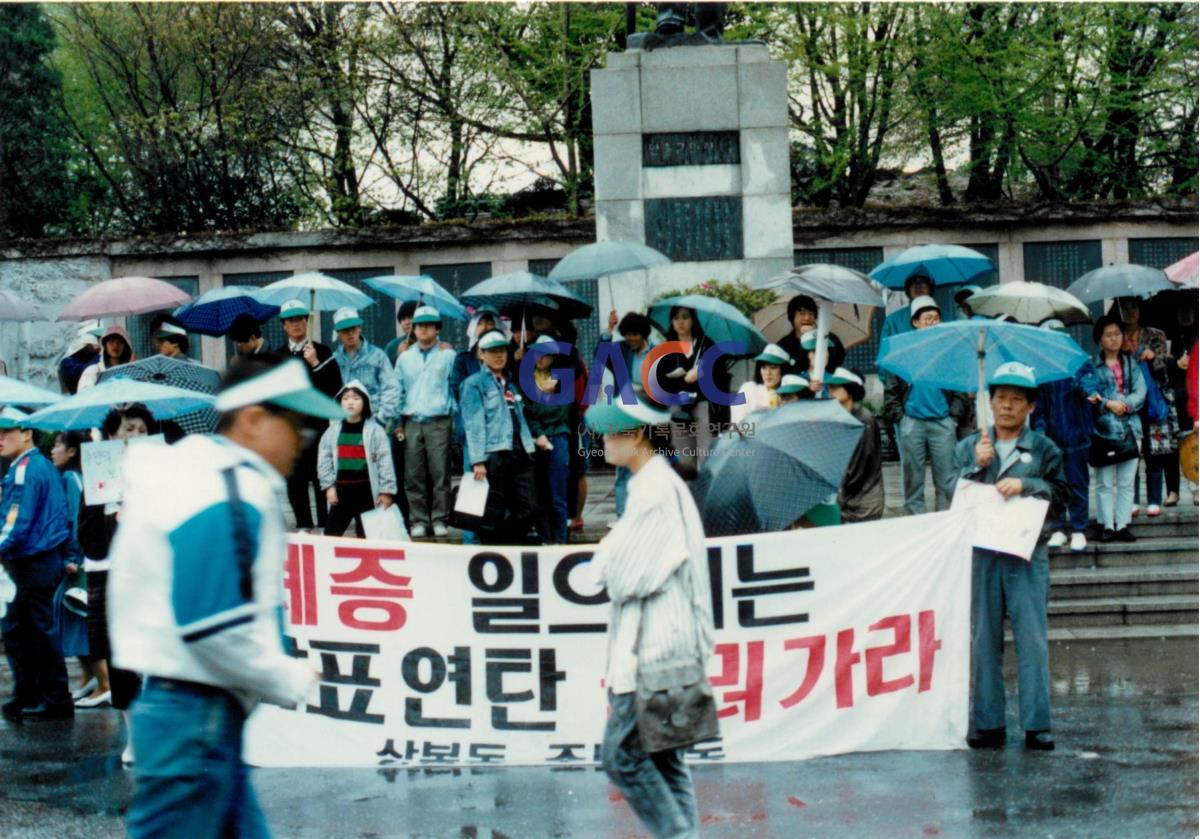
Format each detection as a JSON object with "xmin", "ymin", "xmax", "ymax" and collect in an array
[
  {"xmin": 21, "ymin": 703, "xmax": 75, "ymax": 721},
  {"xmin": 1, "ymin": 698, "xmax": 28, "ymax": 719},
  {"xmin": 1025, "ymin": 730, "xmax": 1055, "ymax": 751},
  {"xmin": 1114, "ymin": 527, "xmax": 1137, "ymax": 543},
  {"xmin": 967, "ymin": 728, "xmax": 1006, "ymax": 749},
  {"xmin": 1099, "ymin": 528, "xmax": 1115, "ymax": 543}
]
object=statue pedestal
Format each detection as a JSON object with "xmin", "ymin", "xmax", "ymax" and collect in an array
[{"xmin": 589, "ymin": 43, "xmax": 794, "ymax": 318}]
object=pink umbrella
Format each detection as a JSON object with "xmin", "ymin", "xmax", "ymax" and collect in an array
[
  {"xmin": 57, "ymin": 276, "xmax": 193, "ymax": 321},
  {"xmin": 1165, "ymin": 252, "xmax": 1198, "ymax": 288}
]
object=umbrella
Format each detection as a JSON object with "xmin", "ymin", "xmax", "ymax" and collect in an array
[
  {"xmin": 647, "ymin": 294, "xmax": 768, "ymax": 357},
  {"xmin": 877, "ymin": 319, "xmax": 1089, "ymax": 431},
  {"xmin": 100, "ymin": 356, "xmax": 222, "ymax": 435},
  {"xmin": 25, "ymin": 379, "xmax": 216, "ymax": 431},
  {"xmin": 253, "ymin": 272, "xmax": 374, "ymax": 312},
  {"xmin": 869, "ymin": 244, "xmax": 995, "ymax": 290},
  {"xmin": 363, "ymin": 275, "xmax": 468, "ymax": 321},
  {"xmin": 692, "ymin": 400, "xmax": 863, "ymax": 536},
  {"xmin": 754, "ymin": 264, "xmax": 889, "ymax": 374},
  {"xmin": 1065, "ymin": 264, "xmax": 1174, "ymax": 304},
  {"xmin": 964, "ymin": 281, "xmax": 1092, "ymax": 326},
  {"xmin": 547, "ymin": 240, "xmax": 671, "ymax": 310},
  {"xmin": 754, "ymin": 298, "xmax": 875, "ymax": 350},
  {"xmin": 0, "ymin": 375, "xmax": 62, "ymax": 407},
  {"xmin": 1164, "ymin": 252, "xmax": 1198, "ymax": 288},
  {"xmin": 174, "ymin": 286, "xmax": 281, "ymax": 336},
  {"xmin": 460, "ymin": 272, "xmax": 593, "ymax": 321},
  {"xmin": 0, "ymin": 290, "xmax": 44, "ymax": 323},
  {"xmin": 57, "ymin": 276, "xmax": 193, "ymax": 321}
]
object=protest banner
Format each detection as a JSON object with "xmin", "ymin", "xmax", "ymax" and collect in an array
[{"xmin": 245, "ymin": 509, "xmax": 974, "ymax": 768}]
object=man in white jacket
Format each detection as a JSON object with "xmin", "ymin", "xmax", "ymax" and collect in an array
[{"xmin": 109, "ymin": 354, "xmax": 345, "ymax": 838}]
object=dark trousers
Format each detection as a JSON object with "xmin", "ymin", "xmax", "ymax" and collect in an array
[
  {"xmin": 1, "ymin": 547, "xmax": 71, "ymax": 709},
  {"xmin": 1056, "ymin": 447, "xmax": 1090, "ymax": 533},
  {"xmin": 85, "ymin": 569, "xmax": 141, "ymax": 709},
  {"xmin": 404, "ymin": 416, "xmax": 453, "ymax": 528},
  {"xmin": 389, "ymin": 435, "xmax": 410, "ymax": 524},
  {"xmin": 287, "ymin": 440, "xmax": 327, "ymax": 529},
  {"xmin": 324, "ymin": 482, "xmax": 374, "ymax": 539},
  {"xmin": 534, "ymin": 433, "xmax": 571, "ymax": 544},
  {"xmin": 480, "ymin": 450, "xmax": 538, "ymax": 546}
]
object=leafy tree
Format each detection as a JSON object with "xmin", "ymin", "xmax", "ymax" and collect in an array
[
  {"xmin": 52, "ymin": 3, "xmax": 312, "ymax": 234},
  {"xmin": 0, "ymin": 6, "xmax": 82, "ymax": 238}
]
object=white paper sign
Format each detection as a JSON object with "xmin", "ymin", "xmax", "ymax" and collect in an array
[
  {"xmin": 81, "ymin": 435, "xmax": 166, "ymax": 506},
  {"xmin": 950, "ymin": 478, "xmax": 1050, "ymax": 561},
  {"xmin": 361, "ymin": 505, "xmax": 409, "ymax": 542},
  {"xmin": 453, "ymin": 476, "xmax": 489, "ymax": 518}
]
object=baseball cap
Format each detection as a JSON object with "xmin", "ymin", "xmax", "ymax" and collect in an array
[
  {"xmin": 279, "ymin": 299, "xmax": 310, "ymax": 320},
  {"xmin": 988, "ymin": 361, "xmax": 1037, "ymax": 390},
  {"xmin": 333, "ymin": 308, "xmax": 363, "ymax": 331}
]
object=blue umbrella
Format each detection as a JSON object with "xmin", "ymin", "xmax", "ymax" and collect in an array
[
  {"xmin": 460, "ymin": 271, "xmax": 593, "ymax": 320},
  {"xmin": 253, "ymin": 272, "xmax": 374, "ymax": 312},
  {"xmin": 869, "ymin": 244, "xmax": 995, "ymax": 290},
  {"xmin": 363, "ymin": 275, "xmax": 468, "ymax": 321},
  {"xmin": 174, "ymin": 286, "xmax": 281, "ymax": 336},
  {"xmin": 647, "ymin": 294, "xmax": 768, "ymax": 357},
  {"xmin": 1065, "ymin": 264, "xmax": 1174, "ymax": 305},
  {"xmin": 25, "ymin": 379, "xmax": 216, "ymax": 431},
  {"xmin": 877, "ymin": 319, "xmax": 1089, "ymax": 430},
  {"xmin": 693, "ymin": 400, "xmax": 863, "ymax": 535},
  {"xmin": 547, "ymin": 241, "xmax": 671, "ymax": 281},
  {"xmin": 0, "ymin": 375, "xmax": 62, "ymax": 407}
]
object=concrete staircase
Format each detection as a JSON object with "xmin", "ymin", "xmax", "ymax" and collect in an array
[{"xmin": 1047, "ymin": 505, "xmax": 1198, "ymax": 635}]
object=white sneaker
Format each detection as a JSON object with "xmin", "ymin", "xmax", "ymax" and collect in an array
[
  {"xmin": 121, "ymin": 741, "xmax": 134, "ymax": 766},
  {"xmin": 1047, "ymin": 531, "xmax": 1068, "ymax": 548},
  {"xmin": 409, "ymin": 524, "xmax": 428, "ymax": 539},
  {"xmin": 1069, "ymin": 532, "xmax": 1087, "ymax": 552},
  {"xmin": 1147, "ymin": 504, "xmax": 1162, "ymax": 517},
  {"xmin": 432, "ymin": 523, "xmax": 449, "ymax": 537}
]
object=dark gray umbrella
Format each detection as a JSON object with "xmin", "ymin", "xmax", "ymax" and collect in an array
[
  {"xmin": 1065, "ymin": 264, "xmax": 1173, "ymax": 304},
  {"xmin": 691, "ymin": 399, "xmax": 863, "ymax": 536},
  {"xmin": 100, "ymin": 355, "xmax": 221, "ymax": 435}
]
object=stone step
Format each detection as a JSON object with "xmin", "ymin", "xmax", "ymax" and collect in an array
[
  {"xmin": 1050, "ymin": 536, "xmax": 1198, "ymax": 569},
  {"xmin": 1050, "ymin": 565, "xmax": 1198, "ymax": 599},
  {"xmin": 1047, "ymin": 594, "xmax": 1198, "ymax": 628}
]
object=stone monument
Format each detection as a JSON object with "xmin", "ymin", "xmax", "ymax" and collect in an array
[{"xmin": 590, "ymin": 26, "xmax": 794, "ymax": 318}]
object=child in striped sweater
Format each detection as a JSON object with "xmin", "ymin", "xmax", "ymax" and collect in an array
[{"xmin": 318, "ymin": 381, "xmax": 397, "ymax": 537}]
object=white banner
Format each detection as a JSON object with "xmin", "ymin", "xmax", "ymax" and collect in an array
[{"xmin": 245, "ymin": 510, "xmax": 974, "ymax": 768}]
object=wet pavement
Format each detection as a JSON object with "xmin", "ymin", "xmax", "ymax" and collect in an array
[{"xmin": 1, "ymin": 636, "xmax": 1195, "ymax": 838}]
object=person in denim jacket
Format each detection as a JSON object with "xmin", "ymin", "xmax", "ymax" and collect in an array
[
  {"xmin": 1090, "ymin": 316, "xmax": 1146, "ymax": 542},
  {"xmin": 459, "ymin": 330, "xmax": 537, "ymax": 545},
  {"xmin": 955, "ymin": 362, "xmax": 1068, "ymax": 753},
  {"xmin": 330, "ymin": 308, "xmax": 400, "ymax": 429}
]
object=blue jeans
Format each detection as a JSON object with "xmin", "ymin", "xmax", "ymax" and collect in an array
[
  {"xmin": 971, "ymin": 548, "xmax": 1051, "ymax": 733},
  {"xmin": 128, "ymin": 679, "xmax": 271, "ymax": 839},
  {"xmin": 1055, "ymin": 448, "xmax": 1090, "ymax": 533},
  {"xmin": 534, "ymin": 433, "xmax": 571, "ymax": 544},
  {"xmin": 898, "ymin": 415, "xmax": 957, "ymax": 514},
  {"xmin": 602, "ymin": 692, "xmax": 698, "ymax": 839}
]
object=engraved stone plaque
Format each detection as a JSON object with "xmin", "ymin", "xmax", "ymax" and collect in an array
[
  {"xmin": 642, "ymin": 132, "xmax": 740, "ymax": 167},
  {"xmin": 644, "ymin": 197, "xmax": 743, "ymax": 262}
]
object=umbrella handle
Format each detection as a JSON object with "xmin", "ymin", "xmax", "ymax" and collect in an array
[
  {"xmin": 812, "ymin": 301, "xmax": 831, "ymax": 383},
  {"xmin": 976, "ymin": 327, "xmax": 988, "ymax": 432}
]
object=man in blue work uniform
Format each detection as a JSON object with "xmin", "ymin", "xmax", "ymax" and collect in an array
[
  {"xmin": 0, "ymin": 406, "xmax": 73, "ymax": 720},
  {"xmin": 956, "ymin": 362, "xmax": 1068, "ymax": 752}
]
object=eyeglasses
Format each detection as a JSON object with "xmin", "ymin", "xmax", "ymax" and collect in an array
[{"xmin": 265, "ymin": 406, "xmax": 318, "ymax": 447}]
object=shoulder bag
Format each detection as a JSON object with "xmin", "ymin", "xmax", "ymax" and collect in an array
[{"xmin": 633, "ymin": 485, "xmax": 719, "ymax": 754}]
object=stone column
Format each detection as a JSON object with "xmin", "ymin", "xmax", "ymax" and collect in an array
[{"xmin": 590, "ymin": 44, "xmax": 794, "ymax": 317}]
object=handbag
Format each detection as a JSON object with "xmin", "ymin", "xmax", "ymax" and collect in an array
[
  {"xmin": 1139, "ymin": 360, "xmax": 1168, "ymax": 424},
  {"xmin": 1088, "ymin": 425, "xmax": 1139, "ymax": 467},
  {"xmin": 632, "ymin": 487, "xmax": 719, "ymax": 754}
]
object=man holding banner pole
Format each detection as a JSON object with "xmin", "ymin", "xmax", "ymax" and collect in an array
[{"xmin": 955, "ymin": 362, "xmax": 1068, "ymax": 752}]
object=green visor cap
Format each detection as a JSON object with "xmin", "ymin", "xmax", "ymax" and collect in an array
[
  {"xmin": 0, "ymin": 406, "xmax": 31, "ymax": 429},
  {"xmin": 477, "ymin": 330, "xmax": 510, "ymax": 351},
  {"xmin": 215, "ymin": 358, "xmax": 347, "ymax": 420},
  {"xmin": 278, "ymin": 299, "xmax": 309, "ymax": 320},
  {"xmin": 776, "ymin": 374, "xmax": 809, "ymax": 395},
  {"xmin": 585, "ymin": 398, "xmax": 672, "ymax": 435},
  {"xmin": 753, "ymin": 343, "xmax": 794, "ymax": 366},
  {"xmin": 411, "ymin": 305, "xmax": 441, "ymax": 325},
  {"xmin": 988, "ymin": 361, "xmax": 1037, "ymax": 390}
]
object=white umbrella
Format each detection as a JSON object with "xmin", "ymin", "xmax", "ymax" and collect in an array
[{"xmin": 965, "ymin": 282, "xmax": 1091, "ymax": 326}]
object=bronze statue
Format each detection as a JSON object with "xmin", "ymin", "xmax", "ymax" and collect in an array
[{"xmin": 628, "ymin": 2, "xmax": 729, "ymax": 49}]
